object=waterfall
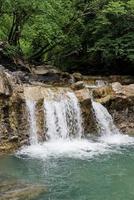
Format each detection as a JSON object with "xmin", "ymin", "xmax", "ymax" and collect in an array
[
  {"xmin": 91, "ymin": 100, "xmax": 134, "ymax": 145},
  {"xmin": 19, "ymin": 90, "xmax": 134, "ymax": 159},
  {"xmin": 26, "ymin": 100, "xmax": 38, "ymax": 145},
  {"xmin": 44, "ymin": 100, "xmax": 68, "ymax": 140},
  {"xmin": 44, "ymin": 91, "xmax": 83, "ymax": 140},
  {"xmin": 26, "ymin": 90, "xmax": 83, "ymax": 144},
  {"xmin": 92, "ymin": 101, "xmax": 120, "ymax": 136}
]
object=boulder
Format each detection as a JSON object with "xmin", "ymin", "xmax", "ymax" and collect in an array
[
  {"xmin": 72, "ymin": 72, "xmax": 83, "ymax": 82},
  {"xmin": 71, "ymin": 81, "xmax": 85, "ymax": 90},
  {"xmin": 31, "ymin": 65, "xmax": 61, "ymax": 75},
  {"xmin": 92, "ymin": 85, "xmax": 114, "ymax": 103},
  {"xmin": 112, "ymin": 82, "xmax": 134, "ymax": 97},
  {"xmin": 75, "ymin": 88, "xmax": 90, "ymax": 102},
  {"xmin": 92, "ymin": 82, "xmax": 134, "ymax": 102}
]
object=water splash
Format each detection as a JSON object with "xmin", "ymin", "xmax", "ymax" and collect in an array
[
  {"xmin": 18, "ymin": 92, "xmax": 134, "ymax": 160},
  {"xmin": 92, "ymin": 100, "xmax": 134, "ymax": 145},
  {"xmin": 92, "ymin": 101, "xmax": 120, "ymax": 136},
  {"xmin": 44, "ymin": 91, "xmax": 83, "ymax": 140},
  {"xmin": 44, "ymin": 99, "xmax": 68, "ymax": 140}
]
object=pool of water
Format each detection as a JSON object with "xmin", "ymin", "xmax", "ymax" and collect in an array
[{"xmin": 1, "ymin": 139, "xmax": 134, "ymax": 200}]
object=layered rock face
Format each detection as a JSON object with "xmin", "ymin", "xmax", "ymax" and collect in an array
[
  {"xmin": 0, "ymin": 69, "xmax": 96, "ymax": 152},
  {"xmin": 0, "ymin": 67, "xmax": 133, "ymax": 153},
  {"xmin": 0, "ymin": 69, "xmax": 29, "ymax": 153},
  {"xmin": 75, "ymin": 89, "xmax": 97, "ymax": 135},
  {"xmin": 23, "ymin": 86, "xmax": 97, "ymax": 138}
]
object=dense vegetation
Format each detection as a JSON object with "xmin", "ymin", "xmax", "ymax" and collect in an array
[{"xmin": 0, "ymin": 0, "xmax": 134, "ymax": 74}]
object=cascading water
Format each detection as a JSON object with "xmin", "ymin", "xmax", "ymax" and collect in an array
[
  {"xmin": 25, "ymin": 89, "xmax": 83, "ymax": 143},
  {"xmin": 44, "ymin": 99, "xmax": 68, "ymax": 140},
  {"xmin": 92, "ymin": 100, "xmax": 134, "ymax": 145},
  {"xmin": 26, "ymin": 100, "xmax": 38, "ymax": 145},
  {"xmin": 92, "ymin": 101, "xmax": 120, "ymax": 136},
  {"xmin": 19, "ymin": 88, "xmax": 134, "ymax": 159},
  {"xmin": 67, "ymin": 92, "xmax": 83, "ymax": 138},
  {"xmin": 44, "ymin": 91, "xmax": 83, "ymax": 140}
]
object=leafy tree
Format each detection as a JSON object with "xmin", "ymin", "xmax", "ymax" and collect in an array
[{"xmin": 0, "ymin": 0, "xmax": 133, "ymax": 74}]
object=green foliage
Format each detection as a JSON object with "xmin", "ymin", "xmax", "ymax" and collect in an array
[
  {"xmin": 0, "ymin": 0, "xmax": 134, "ymax": 72},
  {"xmin": 3, "ymin": 44, "xmax": 20, "ymax": 57},
  {"xmin": 88, "ymin": 0, "xmax": 134, "ymax": 67}
]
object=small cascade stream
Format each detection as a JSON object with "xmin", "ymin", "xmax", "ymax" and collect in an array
[
  {"xmin": 26, "ymin": 100, "xmax": 38, "ymax": 145},
  {"xmin": 25, "ymin": 89, "xmax": 83, "ymax": 144},
  {"xmin": 92, "ymin": 101, "xmax": 120, "ymax": 136},
  {"xmin": 92, "ymin": 100, "xmax": 134, "ymax": 145},
  {"xmin": 44, "ymin": 91, "xmax": 83, "ymax": 140},
  {"xmin": 19, "ymin": 88, "xmax": 134, "ymax": 159}
]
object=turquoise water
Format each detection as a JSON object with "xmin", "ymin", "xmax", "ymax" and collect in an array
[{"xmin": 1, "ymin": 145, "xmax": 134, "ymax": 200}]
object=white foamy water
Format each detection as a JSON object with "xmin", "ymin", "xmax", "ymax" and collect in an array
[
  {"xmin": 44, "ymin": 91, "xmax": 83, "ymax": 140},
  {"xmin": 18, "ymin": 134, "xmax": 134, "ymax": 160},
  {"xmin": 92, "ymin": 101, "xmax": 134, "ymax": 147},
  {"xmin": 92, "ymin": 101, "xmax": 120, "ymax": 136},
  {"xmin": 19, "ymin": 95, "xmax": 134, "ymax": 160},
  {"xmin": 44, "ymin": 100, "xmax": 68, "ymax": 140},
  {"xmin": 18, "ymin": 139, "xmax": 110, "ymax": 159},
  {"xmin": 26, "ymin": 100, "xmax": 38, "ymax": 145}
]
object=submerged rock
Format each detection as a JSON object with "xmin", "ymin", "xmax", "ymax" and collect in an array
[{"xmin": 0, "ymin": 180, "xmax": 46, "ymax": 200}]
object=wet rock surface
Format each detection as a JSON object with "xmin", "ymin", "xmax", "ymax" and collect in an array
[
  {"xmin": 104, "ymin": 96, "xmax": 134, "ymax": 135},
  {"xmin": 71, "ymin": 81, "xmax": 85, "ymax": 91},
  {"xmin": 75, "ymin": 89, "xmax": 97, "ymax": 134},
  {"xmin": 0, "ymin": 69, "xmax": 13, "ymax": 96},
  {"xmin": 0, "ymin": 68, "xmax": 29, "ymax": 153},
  {"xmin": 0, "ymin": 66, "xmax": 133, "ymax": 153}
]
